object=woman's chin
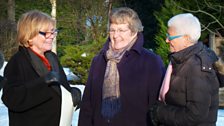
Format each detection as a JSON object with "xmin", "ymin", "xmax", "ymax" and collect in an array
[
  {"xmin": 113, "ymin": 44, "xmax": 126, "ymax": 50},
  {"xmin": 43, "ymin": 47, "xmax": 52, "ymax": 52}
]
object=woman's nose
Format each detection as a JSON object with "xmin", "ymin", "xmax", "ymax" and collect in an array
[{"xmin": 113, "ymin": 32, "xmax": 119, "ymax": 38}]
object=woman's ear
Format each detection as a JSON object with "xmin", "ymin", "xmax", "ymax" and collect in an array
[
  {"xmin": 183, "ymin": 35, "xmax": 193, "ymax": 47},
  {"xmin": 28, "ymin": 39, "xmax": 33, "ymax": 46}
]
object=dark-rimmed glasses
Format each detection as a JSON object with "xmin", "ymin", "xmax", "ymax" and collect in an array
[{"xmin": 39, "ymin": 29, "xmax": 59, "ymax": 38}]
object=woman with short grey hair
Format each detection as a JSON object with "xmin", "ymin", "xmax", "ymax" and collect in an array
[{"xmin": 150, "ymin": 13, "xmax": 220, "ymax": 126}]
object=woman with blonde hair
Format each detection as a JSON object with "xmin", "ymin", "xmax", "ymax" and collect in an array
[{"xmin": 2, "ymin": 10, "xmax": 81, "ymax": 126}]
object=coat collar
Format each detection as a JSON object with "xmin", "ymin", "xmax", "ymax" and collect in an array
[
  {"xmin": 170, "ymin": 42, "xmax": 218, "ymax": 67},
  {"xmin": 19, "ymin": 46, "xmax": 59, "ymax": 76},
  {"xmin": 169, "ymin": 42, "xmax": 203, "ymax": 65},
  {"xmin": 100, "ymin": 32, "xmax": 144, "ymax": 56},
  {"xmin": 19, "ymin": 46, "xmax": 64, "ymax": 95}
]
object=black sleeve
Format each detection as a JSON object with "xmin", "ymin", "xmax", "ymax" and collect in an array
[
  {"xmin": 1, "ymin": 56, "xmax": 52, "ymax": 112},
  {"xmin": 78, "ymin": 57, "xmax": 96, "ymax": 126}
]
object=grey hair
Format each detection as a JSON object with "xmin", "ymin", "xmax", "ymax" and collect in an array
[
  {"xmin": 168, "ymin": 13, "xmax": 201, "ymax": 43},
  {"xmin": 110, "ymin": 7, "xmax": 144, "ymax": 33}
]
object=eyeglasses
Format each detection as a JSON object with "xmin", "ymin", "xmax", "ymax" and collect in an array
[
  {"xmin": 109, "ymin": 28, "xmax": 130, "ymax": 34},
  {"xmin": 166, "ymin": 33, "xmax": 183, "ymax": 41},
  {"xmin": 39, "ymin": 29, "xmax": 59, "ymax": 38}
]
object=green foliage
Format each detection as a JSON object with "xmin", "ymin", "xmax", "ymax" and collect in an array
[
  {"xmin": 57, "ymin": 0, "xmax": 111, "ymax": 84},
  {"xmin": 154, "ymin": 0, "xmax": 183, "ymax": 65},
  {"xmin": 123, "ymin": 0, "xmax": 163, "ymax": 49},
  {"xmin": 0, "ymin": 0, "xmax": 7, "ymax": 20},
  {"xmin": 60, "ymin": 37, "xmax": 107, "ymax": 84},
  {"xmin": 15, "ymin": 0, "xmax": 51, "ymax": 21},
  {"xmin": 57, "ymin": 0, "xmax": 109, "ymax": 46}
]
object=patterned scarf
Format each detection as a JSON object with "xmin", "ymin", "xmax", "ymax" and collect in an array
[{"xmin": 101, "ymin": 36, "xmax": 137, "ymax": 119}]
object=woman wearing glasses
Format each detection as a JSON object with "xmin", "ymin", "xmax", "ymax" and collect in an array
[
  {"xmin": 150, "ymin": 13, "xmax": 220, "ymax": 126},
  {"xmin": 1, "ymin": 10, "xmax": 81, "ymax": 126},
  {"xmin": 78, "ymin": 7, "xmax": 164, "ymax": 126}
]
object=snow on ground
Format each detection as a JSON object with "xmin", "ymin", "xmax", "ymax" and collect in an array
[{"xmin": 217, "ymin": 109, "xmax": 224, "ymax": 126}]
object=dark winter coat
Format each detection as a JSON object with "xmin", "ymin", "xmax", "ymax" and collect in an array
[
  {"xmin": 1, "ymin": 46, "xmax": 71, "ymax": 126},
  {"xmin": 156, "ymin": 42, "xmax": 219, "ymax": 126},
  {"xmin": 78, "ymin": 33, "xmax": 165, "ymax": 126}
]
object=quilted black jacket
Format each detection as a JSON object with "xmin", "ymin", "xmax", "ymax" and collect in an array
[{"xmin": 157, "ymin": 42, "xmax": 219, "ymax": 126}]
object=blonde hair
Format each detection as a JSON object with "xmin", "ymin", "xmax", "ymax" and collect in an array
[
  {"xmin": 17, "ymin": 10, "xmax": 56, "ymax": 47},
  {"xmin": 109, "ymin": 7, "xmax": 143, "ymax": 33}
]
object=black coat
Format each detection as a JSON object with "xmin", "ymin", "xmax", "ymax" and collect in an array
[
  {"xmin": 78, "ymin": 33, "xmax": 165, "ymax": 126},
  {"xmin": 156, "ymin": 42, "xmax": 219, "ymax": 126},
  {"xmin": 1, "ymin": 46, "xmax": 71, "ymax": 126}
]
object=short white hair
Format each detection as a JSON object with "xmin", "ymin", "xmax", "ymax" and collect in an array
[{"xmin": 168, "ymin": 13, "xmax": 201, "ymax": 43}]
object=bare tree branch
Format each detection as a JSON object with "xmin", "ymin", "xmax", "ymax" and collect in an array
[
  {"xmin": 202, "ymin": 21, "xmax": 217, "ymax": 31},
  {"xmin": 204, "ymin": 0, "xmax": 219, "ymax": 12},
  {"xmin": 172, "ymin": 0, "xmax": 224, "ymax": 33},
  {"xmin": 194, "ymin": 0, "xmax": 200, "ymax": 10},
  {"xmin": 201, "ymin": 23, "xmax": 216, "ymax": 34},
  {"xmin": 199, "ymin": 9, "xmax": 224, "ymax": 29}
]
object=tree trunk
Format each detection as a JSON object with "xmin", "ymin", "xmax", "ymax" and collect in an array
[
  {"xmin": 107, "ymin": 0, "xmax": 113, "ymax": 31},
  {"xmin": 7, "ymin": 0, "xmax": 15, "ymax": 22},
  {"xmin": 50, "ymin": 0, "xmax": 57, "ymax": 54}
]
